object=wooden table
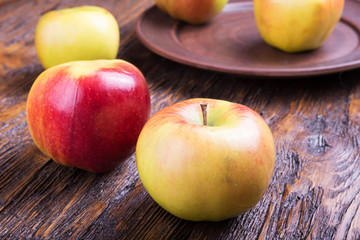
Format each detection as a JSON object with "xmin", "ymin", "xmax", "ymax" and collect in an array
[{"xmin": 1, "ymin": 0, "xmax": 360, "ymax": 239}]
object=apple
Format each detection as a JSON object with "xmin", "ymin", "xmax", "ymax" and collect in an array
[
  {"xmin": 27, "ymin": 60, "xmax": 151, "ymax": 173},
  {"xmin": 35, "ymin": 6, "xmax": 120, "ymax": 69},
  {"xmin": 155, "ymin": 0, "xmax": 228, "ymax": 24},
  {"xmin": 253, "ymin": 0, "xmax": 345, "ymax": 53},
  {"xmin": 136, "ymin": 98, "xmax": 275, "ymax": 221}
]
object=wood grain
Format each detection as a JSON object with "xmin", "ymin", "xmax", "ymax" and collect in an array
[{"xmin": 1, "ymin": 0, "xmax": 360, "ymax": 239}]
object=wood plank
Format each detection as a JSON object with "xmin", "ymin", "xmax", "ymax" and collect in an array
[{"xmin": 0, "ymin": 0, "xmax": 360, "ymax": 239}]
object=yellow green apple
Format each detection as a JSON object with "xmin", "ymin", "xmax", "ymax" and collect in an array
[
  {"xmin": 254, "ymin": 0, "xmax": 345, "ymax": 53},
  {"xmin": 136, "ymin": 98, "xmax": 275, "ymax": 221},
  {"xmin": 27, "ymin": 60, "xmax": 151, "ymax": 173},
  {"xmin": 35, "ymin": 6, "xmax": 120, "ymax": 69},
  {"xmin": 155, "ymin": 0, "xmax": 228, "ymax": 24}
]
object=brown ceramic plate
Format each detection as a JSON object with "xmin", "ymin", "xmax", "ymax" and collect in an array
[{"xmin": 136, "ymin": 0, "xmax": 360, "ymax": 77}]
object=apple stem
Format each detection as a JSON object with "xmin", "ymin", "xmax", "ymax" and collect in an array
[{"xmin": 200, "ymin": 102, "xmax": 208, "ymax": 126}]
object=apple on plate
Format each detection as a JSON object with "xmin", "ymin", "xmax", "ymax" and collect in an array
[
  {"xmin": 155, "ymin": 0, "xmax": 228, "ymax": 24},
  {"xmin": 27, "ymin": 59, "xmax": 151, "ymax": 173},
  {"xmin": 136, "ymin": 98, "xmax": 275, "ymax": 221},
  {"xmin": 254, "ymin": 0, "xmax": 345, "ymax": 53},
  {"xmin": 35, "ymin": 6, "xmax": 120, "ymax": 69}
]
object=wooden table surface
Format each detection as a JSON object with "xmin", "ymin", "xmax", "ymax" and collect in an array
[{"xmin": 1, "ymin": 0, "xmax": 360, "ymax": 239}]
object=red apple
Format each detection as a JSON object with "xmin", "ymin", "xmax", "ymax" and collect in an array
[
  {"xmin": 27, "ymin": 60, "xmax": 151, "ymax": 173},
  {"xmin": 136, "ymin": 98, "xmax": 275, "ymax": 221},
  {"xmin": 155, "ymin": 0, "xmax": 228, "ymax": 24}
]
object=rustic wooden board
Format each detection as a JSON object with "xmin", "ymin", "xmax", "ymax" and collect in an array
[{"xmin": 1, "ymin": 0, "xmax": 360, "ymax": 239}]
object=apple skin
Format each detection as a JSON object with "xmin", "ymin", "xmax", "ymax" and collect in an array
[
  {"xmin": 254, "ymin": 0, "xmax": 345, "ymax": 53},
  {"xmin": 35, "ymin": 6, "xmax": 120, "ymax": 69},
  {"xmin": 136, "ymin": 98, "xmax": 275, "ymax": 221},
  {"xmin": 155, "ymin": 0, "xmax": 228, "ymax": 24},
  {"xmin": 27, "ymin": 60, "xmax": 151, "ymax": 173}
]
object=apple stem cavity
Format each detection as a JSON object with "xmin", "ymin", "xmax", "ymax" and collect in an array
[{"xmin": 200, "ymin": 102, "xmax": 208, "ymax": 126}]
